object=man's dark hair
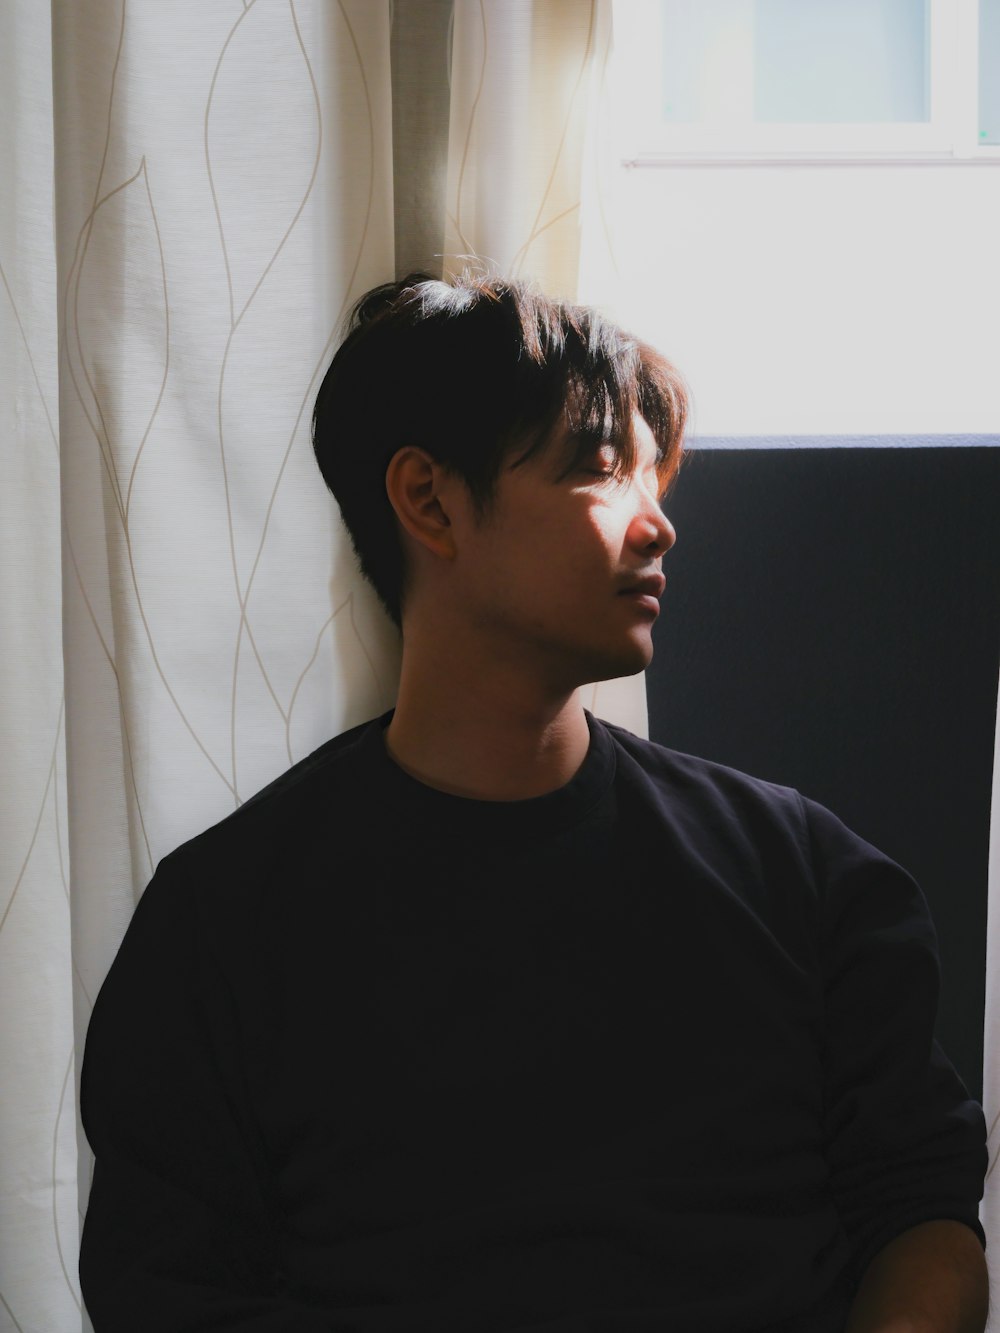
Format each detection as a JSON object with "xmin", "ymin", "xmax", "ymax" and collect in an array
[{"xmin": 312, "ymin": 272, "xmax": 689, "ymax": 627}]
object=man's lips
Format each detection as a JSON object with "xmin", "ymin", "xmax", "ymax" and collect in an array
[
  {"xmin": 619, "ymin": 573, "xmax": 666, "ymax": 599},
  {"xmin": 618, "ymin": 573, "xmax": 666, "ymax": 614}
]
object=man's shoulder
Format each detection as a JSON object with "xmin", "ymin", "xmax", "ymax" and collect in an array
[
  {"xmin": 238, "ymin": 712, "xmax": 380, "ymax": 815},
  {"xmin": 598, "ymin": 716, "xmax": 805, "ymax": 822},
  {"xmin": 157, "ymin": 712, "xmax": 385, "ymax": 877},
  {"xmin": 596, "ymin": 720, "xmax": 828, "ymax": 930}
]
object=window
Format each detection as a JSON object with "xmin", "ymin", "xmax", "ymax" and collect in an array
[
  {"xmin": 982, "ymin": 0, "xmax": 1000, "ymax": 143},
  {"xmin": 613, "ymin": 0, "xmax": 1000, "ymax": 162}
]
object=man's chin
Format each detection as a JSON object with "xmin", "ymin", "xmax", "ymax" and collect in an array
[
  {"xmin": 580, "ymin": 638, "xmax": 654, "ymax": 686},
  {"xmin": 619, "ymin": 628, "xmax": 656, "ymax": 673}
]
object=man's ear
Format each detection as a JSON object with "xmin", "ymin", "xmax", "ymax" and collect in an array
[{"xmin": 384, "ymin": 447, "xmax": 458, "ymax": 561}]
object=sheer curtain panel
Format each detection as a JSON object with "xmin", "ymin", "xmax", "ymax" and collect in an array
[
  {"xmin": 1, "ymin": 4, "xmax": 73, "ymax": 1331},
  {"xmin": 2, "ymin": 3, "xmax": 625, "ymax": 1328},
  {"xmin": 6, "ymin": 2, "xmax": 399, "ymax": 1328}
]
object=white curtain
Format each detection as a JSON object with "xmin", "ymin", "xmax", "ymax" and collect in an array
[
  {"xmin": 6, "ymin": 2, "xmax": 400, "ymax": 1328},
  {"xmin": 1, "ymin": 4, "xmax": 68, "ymax": 1329},
  {"xmin": 1, "ymin": 2, "xmax": 623, "ymax": 1329}
]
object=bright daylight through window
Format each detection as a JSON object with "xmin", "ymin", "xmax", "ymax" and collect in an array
[
  {"xmin": 604, "ymin": 0, "xmax": 1000, "ymax": 436},
  {"xmin": 613, "ymin": 0, "xmax": 1000, "ymax": 162}
]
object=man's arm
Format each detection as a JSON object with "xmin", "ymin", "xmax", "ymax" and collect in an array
[
  {"xmin": 844, "ymin": 1219, "xmax": 989, "ymax": 1333},
  {"xmin": 799, "ymin": 794, "xmax": 990, "ymax": 1332},
  {"xmin": 80, "ymin": 852, "xmax": 332, "ymax": 1331}
]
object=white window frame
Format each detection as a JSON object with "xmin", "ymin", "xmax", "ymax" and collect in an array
[{"xmin": 612, "ymin": 0, "xmax": 1000, "ymax": 165}]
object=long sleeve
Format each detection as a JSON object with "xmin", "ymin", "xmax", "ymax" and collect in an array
[
  {"xmin": 79, "ymin": 851, "xmax": 331, "ymax": 1332},
  {"xmin": 800, "ymin": 793, "xmax": 989, "ymax": 1293}
]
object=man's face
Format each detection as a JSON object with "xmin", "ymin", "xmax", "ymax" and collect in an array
[{"xmin": 448, "ymin": 413, "xmax": 677, "ymax": 693}]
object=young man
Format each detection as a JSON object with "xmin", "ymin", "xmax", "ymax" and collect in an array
[{"xmin": 79, "ymin": 275, "xmax": 989, "ymax": 1332}]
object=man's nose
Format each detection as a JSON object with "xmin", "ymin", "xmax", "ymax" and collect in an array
[{"xmin": 632, "ymin": 495, "xmax": 676, "ymax": 557}]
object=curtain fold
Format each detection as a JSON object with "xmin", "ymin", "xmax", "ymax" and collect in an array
[
  {"xmin": 390, "ymin": 0, "xmax": 455, "ymax": 277},
  {"xmin": 444, "ymin": 0, "xmax": 600, "ymax": 294},
  {"xmin": 1, "ymin": 7, "xmax": 76, "ymax": 1332}
]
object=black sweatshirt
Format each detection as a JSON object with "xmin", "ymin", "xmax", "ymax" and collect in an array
[{"xmin": 79, "ymin": 710, "xmax": 988, "ymax": 1332}]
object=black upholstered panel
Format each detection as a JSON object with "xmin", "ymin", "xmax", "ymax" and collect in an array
[{"xmin": 647, "ymin": 446, "xmax": 1000, "ymax": 1101}]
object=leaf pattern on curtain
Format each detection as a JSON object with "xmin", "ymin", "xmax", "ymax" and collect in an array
[
  {"xmin": 444, "ymin": 0, "xmax": 609, "ymax": 296},
  {"xmin": 3, "ymin": 3, "xmax": 398, "ymax": 1329},
  {"xmin": 69, "ymin": 158, "xmax": 170, "ymax": 527}
]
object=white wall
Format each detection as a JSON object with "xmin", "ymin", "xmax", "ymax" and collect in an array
[{"xmin": 611, "ymin": 163, "xmax": 1000, "ymax": 438}]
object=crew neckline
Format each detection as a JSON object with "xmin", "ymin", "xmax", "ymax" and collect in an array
[{"xmin": 357, "ymin": 708, "xmax": 617, "ymax": 841}]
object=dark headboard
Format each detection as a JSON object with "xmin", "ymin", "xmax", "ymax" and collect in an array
[{"xmin": 646, "ymin": 443, "xmax": 1000, "ymax": 1102}]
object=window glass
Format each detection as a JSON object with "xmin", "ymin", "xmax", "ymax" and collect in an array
[
  {"xmin": 660, "ymin": 0, "xmax": 930, "ymax": 126},
  {"xmin": 981, "ymin": 0, "xmax": 1000, "ymax": 144}
]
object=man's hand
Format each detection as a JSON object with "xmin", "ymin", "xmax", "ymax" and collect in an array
[{"xmin": 844, "ymin": 1219, "xmax": 989, "ymax": 1333}]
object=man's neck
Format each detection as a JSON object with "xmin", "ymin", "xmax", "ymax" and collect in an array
[{"xmin": 383, "ymin": 653, "xmax": 592, "ymax": 803}]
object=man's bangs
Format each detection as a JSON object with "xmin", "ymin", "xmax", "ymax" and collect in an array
[
  {"xmin": 559, "ymin": 369, "xmax": 638, "ymax": 480},
  {"xmin": 475, "ymin": 290, "xmax": 688, "ymax": 502},
  {"xmin": 560, "ymin": 344, "xmax": 687, "ymax": 500},
  {"xmin": 637, "ymin": 345, "xmax": 688, "ymax": 497}
]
